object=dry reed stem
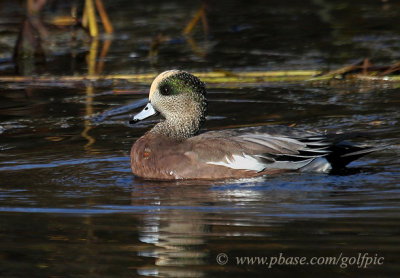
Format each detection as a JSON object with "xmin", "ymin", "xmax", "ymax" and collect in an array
[
  {"xmin": 95, "ymin": 0, "xmax": 113, "ymax": 34},
  {"xmin": 183, "ymin": 5, "xmax": 206, "ymax": 35},
  {"xmin": 85, "ymin": 0, "xmax": 98, "ymax": 37}
]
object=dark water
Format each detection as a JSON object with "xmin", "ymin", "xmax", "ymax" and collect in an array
[{"xmin": 1, "ymin": 1, "xmax": 400, "ymax": 277}]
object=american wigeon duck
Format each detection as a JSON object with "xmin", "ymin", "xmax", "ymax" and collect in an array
[{"xmin": 130, "ymin": 70, "xmax": 381, "ymax": 180}]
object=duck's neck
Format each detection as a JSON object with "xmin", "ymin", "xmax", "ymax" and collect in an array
[{"xmin": 150, "ymin": 114, "xmax": 203, "ymax": 140}]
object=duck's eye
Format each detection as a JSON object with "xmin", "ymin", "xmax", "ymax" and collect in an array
[{"xmin": 160, "ymin": 84, "xmax": 171, "ymax": 96}]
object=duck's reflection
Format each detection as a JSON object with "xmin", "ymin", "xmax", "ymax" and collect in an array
[
  {"xmin": 130, "ymin": 178, "xmax": 279, "ymax": 277},
  {"xmin": 131, "ymin": 176, "xmax": 338, "ymax": 277},
  {"xmin": 133, "ymin": 181, "xmax": 214, "ymax": 277},
  {"xmin": 138, "ymin": 211, "xmax": 209, "ymax": 277}
]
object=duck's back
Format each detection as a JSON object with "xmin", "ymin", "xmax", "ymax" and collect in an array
[{"xmin": 130, "ymin": 125, "xmax": 382, "ymax": 180}]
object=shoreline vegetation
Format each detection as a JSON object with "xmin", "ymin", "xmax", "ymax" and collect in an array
[{"xmin": 2, "ymin": 59, "xmax": 400, "ymax": 87}]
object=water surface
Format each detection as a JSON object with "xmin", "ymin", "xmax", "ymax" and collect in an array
[{"xmin": 1, "ymin": 0, "xmax": 400, "ymax": 277}]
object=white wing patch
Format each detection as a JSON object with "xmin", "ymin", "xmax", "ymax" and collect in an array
[
  {"xmin": 206, "ymin": 154, "xmax": 333, "ymax": 173},
  {"xmin": 206, "ymin": 153, "xmax": 265, "ymax": 172}
]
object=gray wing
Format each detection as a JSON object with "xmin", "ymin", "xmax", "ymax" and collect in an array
[{"xmin": 193, "ymin": 125, "xmax": 333, "ymax": 172}]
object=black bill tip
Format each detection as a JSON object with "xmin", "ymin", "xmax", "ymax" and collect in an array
[{"xmin": 129, "ymin": 118, "xmax": 139, "ymax": 124}]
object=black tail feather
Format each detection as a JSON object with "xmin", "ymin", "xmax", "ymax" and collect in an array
[{"xmin": 327, "ymin": 144, "xmax": 385, "ymax": 170}]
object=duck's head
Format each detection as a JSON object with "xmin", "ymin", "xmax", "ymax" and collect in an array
[{"xmin": 131, "ymin": 70, "xmax": 207, "ymax": 139}]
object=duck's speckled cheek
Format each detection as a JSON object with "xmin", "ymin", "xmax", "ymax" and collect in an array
[{"xmin": 130, "ymin": 103, "xmax": 158, "ymax": 123}]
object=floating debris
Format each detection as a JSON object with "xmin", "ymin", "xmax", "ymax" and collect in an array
[{"xmin": 309, "ymin": 59, "xmax": 400, "ymax": 82}]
